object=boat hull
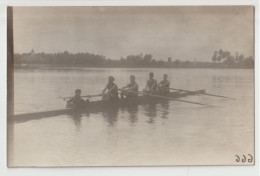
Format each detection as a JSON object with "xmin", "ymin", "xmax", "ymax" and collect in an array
[{"xmin": 14, "ymin": 89, "xmax": 205, "ymax": 123}]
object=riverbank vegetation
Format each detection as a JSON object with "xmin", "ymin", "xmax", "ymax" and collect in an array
[{"xmin": 14, "ymin": 49, "xmax": 254, "ymax": 69}]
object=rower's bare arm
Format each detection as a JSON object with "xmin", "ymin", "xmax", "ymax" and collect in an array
[
  {"xmin": 129, "ymin": 84, "xmax": 138, "ymax": 91},
  {"xmin": 121, "ymin": 85, "xmax": 127, "ymax": 89},
  {"xmin": 160, "ymin": 82, "xmax": 170, "ymax": 87},
  {"xmin": 145, "ymin": 82, "xmax": 149, "ymax": 90},
  {"xmin": 102, "ymin": 87, "xmax": 107, "ymax": 94}
]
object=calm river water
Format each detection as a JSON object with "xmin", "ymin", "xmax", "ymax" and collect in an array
[{"xmin": 10, "ymin": 67, "xmax": 254, "ymax": 166}]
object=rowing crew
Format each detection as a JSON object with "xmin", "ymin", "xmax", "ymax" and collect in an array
[
  {"xmin": 67, "ymin": 72, "xmax": 170, "ymax": 107},
  {"xmin": 101, "ymin": 72, "xmax": 170, "ymax": 101}
]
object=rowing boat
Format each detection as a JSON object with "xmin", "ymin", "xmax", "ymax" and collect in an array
[{"xmin": 13, "ymin": 89, "xmax": 205, "ymax": 123}]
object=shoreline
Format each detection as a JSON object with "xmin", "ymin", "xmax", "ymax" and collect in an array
[{"xmin": 14, "ymin": 64, "xmax": 254, "ymax": 70}]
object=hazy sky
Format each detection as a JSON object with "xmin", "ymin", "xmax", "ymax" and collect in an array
[{"xmin": 13, "ymin": 6, "xmax": 254, "ymax": 61}]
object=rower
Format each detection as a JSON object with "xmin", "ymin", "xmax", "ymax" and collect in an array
[
  {"xmin": 67, "ymin": 89, "xmax": 85, "ymax": 108},
  {"xmin": 144, "ymin": 72, "xmax": 157, "ymax": 94},
  {"xmin": 157, "ymin": 74, "xmax": 170, "ymax": 94},
  {"xmin": 101, "ymin": 76, "xmax": 119, "ymax": 100},
  {"xmin": 120, "ymin": 75, "xmax": 139, "ymax": 98}
]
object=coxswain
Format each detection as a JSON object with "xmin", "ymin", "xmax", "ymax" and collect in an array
[
  {"xmin": 67, "ymin": 89, "xmax": 85, "ymax": 108},
  {"xmin": 101, "ymin": 76, "xmax": 119, "ymax": 100},
  {"xmin": 157, "ymin": 74, "xmax": 170, "ymax": 94},
  {"xmin": 144, "ymin": 72, "xmax": 157, "ymax": 94},
  {"xmin": 120, "ymin": 75, "xmax": 139, "ymax": 98}
]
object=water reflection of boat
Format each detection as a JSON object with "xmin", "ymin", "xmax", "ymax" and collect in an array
[
  {"xmin": 14, "ymin": 89, "xmax": 205, "ymax": 123},
  {"xmin": 120, "ymin": 104, "xmax": 139, "ymax": 124}
]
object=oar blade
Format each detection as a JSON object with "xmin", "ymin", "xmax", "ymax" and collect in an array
[
  {"xmin": 204, "ymin": 93, "xmax": 236, "ymax": 100},
  {"xmin": 170, "ymin": 88, "xmax": 235, "ymax": 100}
]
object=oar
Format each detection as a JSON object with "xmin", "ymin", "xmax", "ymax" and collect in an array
[
  {"xmin": 118, "ymin": 89, "xmax": 144, "ymax": 95},
  {"xmin": 170, "ymin": 88, "xmax": 235, "ymax": 100},
  {"xmin": 139, "ymin": 91, "xmax": 213, "ymax": 107},
  {"xmin": 121, "ymin": 89, "xmax": 213, "ymax": 107},
  {"xmin": 59, "ymin": 94, "xmax": 102, "ymax": 100}
]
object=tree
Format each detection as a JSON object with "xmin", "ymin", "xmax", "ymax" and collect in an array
[
  {"xmin": 63, "ymin": 50, "xmax": 69, "ymax": 55},
  {"xmin": 243, "ymin": 56, "xmax": 254, "ymax": 68},
  {"xmin": 212, "ymin": 51, "xmax": 217, "ymax": 62},
  {"xmin": 223, "ymin": 55, "xmax": 235, "ymax": 66},
  {"xmin": 30, "ymin": 49, "xmax": 35, "ymax": 55},
  {"xmin": 217, "ymin": 54, "xmax": 222, "ymax": 63},
  {"xmin": 218, "ymin": 49, "xmax": 224, "ymax": 59},
  {"xmin": 223, "ymin": 51, "xmax": 231, "ymax": 59},
  {"xmin": 143, "ymin": 54, "xmax": 152, "ymax": 64},
  {"xmin": 173, "ymin": 59, "xmax": 180, "ymax": 66},
  {"xmin": 235, "ymin": 52, "xmax": 239, "ymax": 63}
]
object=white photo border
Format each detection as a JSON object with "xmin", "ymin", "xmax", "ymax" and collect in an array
[{"xmin": 0, "ymin": 0, "xmax": 258, "ymax": 176}]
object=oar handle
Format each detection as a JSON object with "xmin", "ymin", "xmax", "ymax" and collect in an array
[
  {"xmin": 81, "ymin": 94, "xmax": 102, "ymax": 98},
  {"xmin": 119, "ymin": 89, "xmax": 143, "ymax": 94}
]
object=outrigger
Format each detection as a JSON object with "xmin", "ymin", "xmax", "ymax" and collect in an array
[{"xmin": 14, "ymin": 88, "xmax": 234, "ymax": 123}]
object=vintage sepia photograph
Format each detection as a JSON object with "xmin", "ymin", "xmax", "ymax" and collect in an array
[{"xmin": 7, "ymin": 6, "xmax": 255, "ymax": 167}]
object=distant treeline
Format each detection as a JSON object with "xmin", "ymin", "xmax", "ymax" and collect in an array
[
  {"xmin": 211, "ymin": 49, "xmax": 254, "ymax": 68},
  {"xmin": 14, "ymin": 49, "xmax": 254, "ymax": 68}
]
